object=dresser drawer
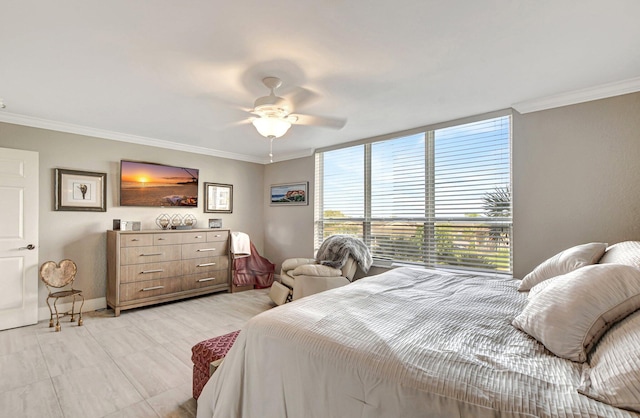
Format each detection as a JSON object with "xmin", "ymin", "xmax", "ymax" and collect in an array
[
  {"xmin": 207, "ymin": 230, "xmax": 229, "ymax": 242},
  {"xmin": 121, "ymin": 234, "xmax": 153, "ymax": 247},
  {"xmin": 181, "ymin": 232, "xmax": 209, "ymax": 244},
  {"xmin": 181, "ymin": 256, "xmax": 228, "ymax": 275},
  {"xmin": 181, "ymin": 270, "xmax": 229, "ymax": 291},
  {"xmin": 153, "ymin": 233, "xmax": 182, "ymax": 246},
  {"xmin": 120, "ymin": 261, "xmax": 181, "ymax": 283},
  {"xmin": 120, "ymin": 245, "xmax": 181, "ymax": 265},
  {"xmin": 182, "ymin": 242, "xmax": 227, "ymax": 259},
  {"xmin": 119, "ymin": 278, "xmax": 181, "ymax": 302}
]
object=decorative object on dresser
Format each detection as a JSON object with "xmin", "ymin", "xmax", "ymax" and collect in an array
[
  {"xmin": 204, "ymin": 182, "xmax": 233, "ymax": 213},
  {"xmin": 114, "ymin": 220, "xmax": 141, "ymax": 231},
  {"xmin": 106, "ymin": 229, "xmax": 230, "ymax": 316},
  {"xmin": 269, "ymin": 182, "xmax": 308, "ymax": 206},
  {"xmin": 54, "ymin": 168, "xmax": 107, "ymax": 212},
  {"xmin": 182, "ymin": 214, "xmax": 197, "ymax": 228},
  {"xmin": 155, "ymin": 213, "xmax": 199, "ymax": 230},
  {"xmin": 209, "ymin": 218, "xmax": 222, "ymax": 228},
  {"xmin": 170, "ymin": 214, "xmax": 183, "ymax": 229},
  {"xmin": 155, "ymin": 214, "xmax": 171, "ymax": 229}
]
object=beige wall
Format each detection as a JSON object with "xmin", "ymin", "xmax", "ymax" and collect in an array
[
  {"xmin": 512, "ymin": 92, "xmax": 640, "ymax": 278},
  {"xmin": 263, "ymin": 156, "xmax": 315, "ymax": 273},
  {"xmin": 0, "ymin": 122, "xmax": 264, "ymax": 308},
  {"xmin": 263, "ymin": 155, "xmax": 389, "ymax": 277}
]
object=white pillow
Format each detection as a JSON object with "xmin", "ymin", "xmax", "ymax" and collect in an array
[
  {"xmin": 512, "ymin": 263, "xmax": 640, "ymax": 362},
  {"xmin": 527, "ymin": 275, "xmax": 559, "ymax": 300},
  {"xmin": 291, "ymin": 264, "xmax": 342, "ymax": 277},
  {"xmin": 598, "ymin": 241, "xmax": 640, "ymax": 268},
  {"xmin": 518, "ymin": 242, "xmax": 607, "ymax": 291},
  {"xmin": 578, "ymin": 310, "xmax": 640, "ymax": 412}
]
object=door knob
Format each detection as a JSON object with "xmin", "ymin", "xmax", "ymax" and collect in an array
[{"xmin": 19, "ymin": 244, "xmax": 36, "ymax": 250}]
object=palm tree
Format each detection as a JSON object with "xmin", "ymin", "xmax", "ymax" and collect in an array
[{"xmin": 483, "ymin": 186, "xmax": 511, "ymax": 243}]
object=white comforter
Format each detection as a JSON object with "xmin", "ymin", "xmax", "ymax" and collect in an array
[{"xmin": 197, "ymin": 267, "xmax": 638, "ymax": 418}]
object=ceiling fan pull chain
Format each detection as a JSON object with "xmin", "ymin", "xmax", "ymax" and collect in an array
[{"xmin": 269, "ymin": 136, "xmax": 274, "ymax": 163}]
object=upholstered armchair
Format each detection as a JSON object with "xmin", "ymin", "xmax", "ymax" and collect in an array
[
  {"xmin": 269, "ymin": 235, "xmax": 372, "ymax": 306},
  {"xmin": 269, "ymin": 256, "xmax": 358, "ymax": 305}
]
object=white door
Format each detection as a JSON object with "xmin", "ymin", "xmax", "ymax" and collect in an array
[{"xmin": 0, "ymin": 147, "xmax": 39, "ymax": 330}]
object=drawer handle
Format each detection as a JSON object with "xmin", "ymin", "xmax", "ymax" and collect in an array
[
  {"xmin": 140, "ymin": 269, "xmax": 164, "ymax": 274},
  {"xmin": 141, "ymin": 285, "xmax": 164, "ymax": 291},
  {"xmin": 214, "ymin": 234, "xmax": 221, "ymax": 237},
  {"xmin": 197, "ymin": 262, "xmax": 216, "ymax": 267},
  {"xmin": 140, "ymin": 253, "xmax": 163, "ymax": 257},
  {"xmin": 131, "ymin": 239, "xmax": 139, "ymax": 242},
  {"xmin": 195, "ymin": 235, "xmax": 203, "ymax": 239},
  {"xmin": 196, "ymin": 248, "xmax": 216, "ymax": 252},
  {"xmin": 157, "ymin": 238, "xmax": 165, "ymax": 241},
  {"xmin": 197, "ymin": 277, "xmax": 216, "ymax": 282}
]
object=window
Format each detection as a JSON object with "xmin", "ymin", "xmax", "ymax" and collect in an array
[{"xmin": 315, "ymin": 114, "xmax": 512, "ymax": 274}]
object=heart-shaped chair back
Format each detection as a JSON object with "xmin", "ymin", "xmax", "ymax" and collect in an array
[{"xmin": 40, "ymin": 259, "xmax": 77, "ymax": 288}]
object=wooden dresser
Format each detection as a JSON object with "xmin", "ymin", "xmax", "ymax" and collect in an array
[{"xmin": 106, "ymin": 229, "xmax": 230, "ymax": 316}]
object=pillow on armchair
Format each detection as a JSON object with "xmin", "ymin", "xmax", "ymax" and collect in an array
[
  {"xmin": 291, "ymin": 264, "xmax": 343, "ymax": 277},
  {"xmin": 281, "ymin": 258, "xmax": 316, "ymax": 272}
]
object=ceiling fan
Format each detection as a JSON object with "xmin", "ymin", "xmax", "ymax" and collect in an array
[{"xmin": 248, "ymin": 76, "xmax": 346, "ymax": 162}]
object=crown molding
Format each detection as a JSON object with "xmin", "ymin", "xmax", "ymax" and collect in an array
[
  {"xmin": 9, "ymin": 76, "xmax": 637, "ymax": 162},
  {"xmin": 0, "ymin": 112, "xmax": 270, "ymax": 164},
  {"xmin": 268, "ymin": 148, "xmax": 315, "ymax": 164},
  {"xmin": 512, "ymin": 76, "xmax": 640, "ymax": 114}
]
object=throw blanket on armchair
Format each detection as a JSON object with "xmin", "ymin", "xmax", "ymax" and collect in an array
[{"xmin": 315, "ymin": 235, "xmax": 373, "ymax": 273}]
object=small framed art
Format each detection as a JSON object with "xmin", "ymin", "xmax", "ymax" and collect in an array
[
  {"xmin": 208, "ymin": 218, "xmax": 222, "ymax": 228},
  {"xmin": 204, "ymin": 182, "xmax": 233, "ymax": 213},
  {"xmin": 270, "ymin": 181, "xmax": 308, "ymax": 206},
  {"xmin": 55, "ymin": 169, "xmax": 107, "ymax": 212}
]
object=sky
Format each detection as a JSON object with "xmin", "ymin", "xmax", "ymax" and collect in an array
[
  {"xmin": 321, "ymin": 116, "xmax": 510, "ymax": 219},
  {"xmin": 120, "ymin": 161, "xmax": 199, "ymax": 185}
]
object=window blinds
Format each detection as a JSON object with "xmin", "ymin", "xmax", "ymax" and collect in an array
[{"xmin": 315, "ymin": 115, "xmax": 512, "ymax": 274}]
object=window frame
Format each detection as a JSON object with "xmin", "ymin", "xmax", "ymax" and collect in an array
[{"xmin": 315, "ymin": 110, "xmax": 513, "ymax": 275}]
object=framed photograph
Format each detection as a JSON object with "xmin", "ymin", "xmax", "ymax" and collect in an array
[
  {"xmin": 55, "ymin": 168, "xmax": 107, "ymax": 212},
  {"xmin": 208, "ymin": 218, "xmax": 222, "ymax": 228},
  {"xmin": 120, "ymin": 160, "xmax": 198, "ymax": 207},
  {"xmin": 204, "ymin": 182, "xmax": 233, "ymax": 213},
  {"xmin": 270, "ymin": 181, "xmax": 309, "ymax": 206}
]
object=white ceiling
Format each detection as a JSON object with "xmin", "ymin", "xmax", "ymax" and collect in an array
[{"xmin": 1, "ymin": 1, "xmax": 639, "ymax": 164}]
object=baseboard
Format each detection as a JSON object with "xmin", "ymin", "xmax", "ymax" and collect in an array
[{"xmin": 38, "ymin": 297, "xmax": 107, "ymax": 321}]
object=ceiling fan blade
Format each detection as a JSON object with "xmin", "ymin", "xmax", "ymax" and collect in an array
[
  {"xmin": 194, "ymin": 93, "xmax": 255, "ymax": 117},
  {"xmin": 217, "ymin": 118, "xmax": 253, "ymax": 131},
  {"xmin": 292, "ymin": 114, "xmax": 347, "ymax": 130},
  {"xmin": 284, "ymin": 86, "xmax": 320, "ymax": 111}
]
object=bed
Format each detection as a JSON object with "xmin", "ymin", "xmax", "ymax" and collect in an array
[{"xmin": 197, "ymin": 263, "xmax": 640, "ymax": 417}]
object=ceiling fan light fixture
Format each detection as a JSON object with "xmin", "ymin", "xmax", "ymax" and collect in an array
[{"xmin": 252, "ymin": 116, "xmax": 291, "ymax": 139}]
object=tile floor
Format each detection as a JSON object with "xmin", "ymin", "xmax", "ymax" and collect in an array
[{"xmin": 0, "ymin": 289, "xmax": 273, "ymax": 418}]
